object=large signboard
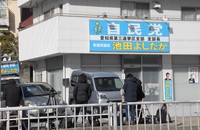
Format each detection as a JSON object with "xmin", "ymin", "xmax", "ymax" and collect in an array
[
  {"xmin": 1, "ymin": 61, "xmax": 19, "ymax": 75},
  {"xmin": 89, "ymin": 20, "xmax": 170, "ymax": 53}
]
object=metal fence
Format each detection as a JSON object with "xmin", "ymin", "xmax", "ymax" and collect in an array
[{"xmin": 0, "ymin": 101, "xmax": 200, "ymax": 130}]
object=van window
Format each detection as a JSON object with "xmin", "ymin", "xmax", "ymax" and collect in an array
[
  {"xmin": 71, "ymin": 75, "xmax": 78, "ymax": 86},
  {"xmin": 87, "ymin": 78, "xmax": 92, "ymax": 85},
  {"xmin": 114, "ymin": 78, "xmax": 123, "ymax": 89},
  {"xmin": 94, "ymin": 77, "xmax": 123, "ymax": 91},
  {"xmin": 87, "ymin": 78, "xmax": 94, "ymax": 89}
]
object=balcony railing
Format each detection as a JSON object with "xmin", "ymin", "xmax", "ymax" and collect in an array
[
  {"xmin": 18, "ymin": 16, "xmax": 33, "ymax": 30},
  {"xmin": 18, "ymin": 12, "xmax": 200, "ymax": 31}
]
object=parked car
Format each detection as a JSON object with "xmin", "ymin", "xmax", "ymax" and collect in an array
[{"xmin": 14, "ymin": 82, "xmax": 73, "ymax": 128}]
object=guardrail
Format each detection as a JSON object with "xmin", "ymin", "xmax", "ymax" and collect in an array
[{"xmin": 0, "ymin": 101, "xmax": 200, "ymax": 130}]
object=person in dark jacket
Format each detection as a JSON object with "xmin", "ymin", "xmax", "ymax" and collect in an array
[
  {"xmin": 3, "ymin": 79, "xmax": 22, "ymax": 107},
  {"xmin": 135, "ymin": 78, "xmax": 145, "ymax": 101},
  {"xmin": 73, "ymin": 73, "xmax": 92, "ymax": 123},
  {"xmin": 135, "ymin": 77, "xmax": 145, "ymax": 122},
  {"xmin": 123, "ymin": 74, "xmax": 138, "ymax": 125}
]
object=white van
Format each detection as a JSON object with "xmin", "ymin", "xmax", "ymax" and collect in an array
[{"xmin": 69, "ymin": 70, "xmax": 123, "ymax": 105}]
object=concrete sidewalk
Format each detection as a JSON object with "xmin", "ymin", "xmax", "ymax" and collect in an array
[{"xmin": 67, "ymin": 116, "xmax": 200, "ymax": 130}]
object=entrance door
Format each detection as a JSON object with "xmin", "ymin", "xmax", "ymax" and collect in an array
[
  {"xmin": 124, "ymin": 67, "xmax": 161, "ymax": 101},
  {"xmin": 143, "ymin": 67, "xmax": 160, "ymax": 101}
]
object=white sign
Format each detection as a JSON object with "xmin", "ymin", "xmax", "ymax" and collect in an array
[
  {"xmin": 188, "ymin": 67, "xmax": 198, "ymax": 84},
  {"xmin": 144, "ymin": 83, "xmax": 159, "ymax": 96}
]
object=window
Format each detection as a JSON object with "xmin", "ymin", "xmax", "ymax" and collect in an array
[
  {"xmin": 59, "ymin": 4, "xmax": 63, "ymax": 14},
  {"xmin": 142, "ymin": 55, "xmax": 161, "ymax": 64},
  {"xmin": 123, "ymin": 55, "xmax": 161, "ymax": 65},
  {"xmin": 94, "ymin": 77, "xmax": 123, "ymax": 91},
  {"xmin": 44, "ymin": 8, "xmax": 54, "ymax": 20},
  {"xmin": 35, "ymin": 71, "xmax": 42, "ymax": 82},
  {"xmin": 0, "ymin": 9, "xmax": 6, "ymax": 17},
  {"xmin": 124, "ymin": 55, "xmax": 141, "ymax": 64},
  {"xmin": 121, "ymin": 2, "xmax": 150, "ymax": 19},
  {"xmin": 71, "ymin": 75, "xmax": 78, "ymax": 87},
  {"xmin": 47, "ymin": 69, "xmax": 63, "ymax": 96},
  {"xmin": 182, "ymin": 7, "xmax": 200, "ymax": 21},
  {"xmin": 143, "ymin": 67, "xmax": 160, "ymax": 101},
  {"xmin": 87, "ymin": 78, "xmax": 93, "ymax": 88},
  {"xmin": 22, "ymin": 84, "xmax": 51, "ymax": 98},
  {"xmin": 0, "ymin": 0, "xmax": 6, "ymax": 7}
]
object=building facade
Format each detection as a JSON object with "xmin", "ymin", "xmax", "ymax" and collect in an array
[
  {"xmin": 0, "ymin": 0, "xmax": 9, "ymax": 30},
  {"xmin": 18, "ymin": 0, "xmax": 200, "ymax": 103},
  {"xmin": 0, "ymin": 0, "xmax": 31, "ymax": 82},
  {"xmin": 0, "ymin": 0, "xmax": 20, "ymax": 36},
  {"xmin": 8, "ymin": 0, "xmax": 20, "ymax": 36}
]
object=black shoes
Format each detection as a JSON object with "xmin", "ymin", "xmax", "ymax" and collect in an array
[{"xmin": 124, "ymin": 119, "xmax": 136, "ymax": 125}]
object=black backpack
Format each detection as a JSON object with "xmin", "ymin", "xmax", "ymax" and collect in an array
[{"xmin": 156, "ymin": 106, "xmax": 167, "ymax": 123}]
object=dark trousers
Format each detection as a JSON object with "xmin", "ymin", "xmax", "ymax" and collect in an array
[
  {"xmin": 125, "ymin": 104, "xmax": 136, "ymax": 121},
  {"xmin": 75, "ymin": 101, "xmax": 88, "ymax": 122}
]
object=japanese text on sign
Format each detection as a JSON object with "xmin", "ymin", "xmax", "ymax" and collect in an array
[
  {"xmin": 89, "ymin": 20, "xmax": 169, "ymax": 53},
  {"xmin": 1, "ymin": 62, "xmax": 19, "ymax": 75}
]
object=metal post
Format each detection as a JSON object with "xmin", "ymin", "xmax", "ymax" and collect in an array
[
  {"xmin": 0, "ymin": 42, "xmax": 1, "ymax": 108},
  {"xmin": 113, "ymin": 102, "xmax": 118, "ymax": 130},
  {"xmin": 6, "ymin": 110, "xmax": 10, "ymax": 130},
  {"xmin": 0, "ymin": 42, "xmax": 1, "ymax": 126}
]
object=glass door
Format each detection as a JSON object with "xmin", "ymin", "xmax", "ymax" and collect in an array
[
  {"xmin": 124, "ymin": 67, "xmax": 161, "ymax": 101},
  {"xmin": 143, "ymin": 67, "xmax": 161, "ymax": 101}
]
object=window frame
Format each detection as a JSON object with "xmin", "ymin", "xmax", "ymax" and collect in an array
[
  {"xmin": 44, "ymin": 8, "xmax": 55, "ymax": 20},
  {"xmin": 135, "ymin": 2, "xmax": 150, "ymax": 19},
  {"xmin": 181, "ymin": 7, "xmax": 200, "ymax": 21},
  {"xmin": 121, "ymin": 1, "xmax": 150, "ymax": 19}
]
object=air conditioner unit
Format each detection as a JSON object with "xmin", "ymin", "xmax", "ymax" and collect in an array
[{"xmin": 153, "ymin": 2, "xmax": 161, "ymax": 9}]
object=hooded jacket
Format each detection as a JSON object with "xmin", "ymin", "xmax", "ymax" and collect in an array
[
  {"xmin": 134, "ymin": 77, "xmax": 145, "ymax": 101},
  {"xmin": 123, "ymin": 77, "xmax": 138, "ymax": 102},
  {"xmin": 3, "ymin": 79, "xmax": 22, "ymax": 107},
  {"xmin": 73, "ymin": 74, "xmax": 92, "ymax": 102}
]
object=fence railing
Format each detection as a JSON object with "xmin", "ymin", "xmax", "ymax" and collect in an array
[{"xmin": 0, "ymin": 101, "xmax": 200, "ymax": 130}]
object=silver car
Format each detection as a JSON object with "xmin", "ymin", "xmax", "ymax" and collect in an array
[{"xmin": 19, "ymin": 82, "xmax": 73, "ymax": 128}]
